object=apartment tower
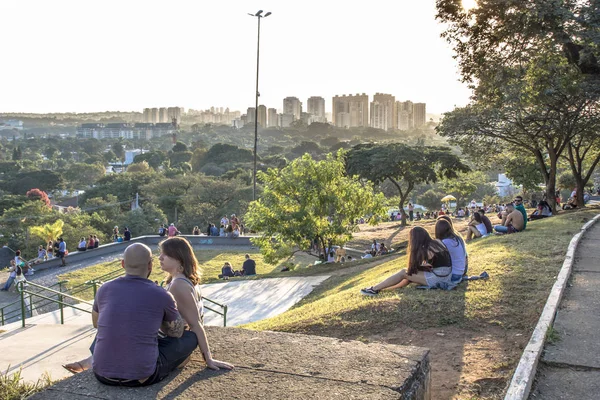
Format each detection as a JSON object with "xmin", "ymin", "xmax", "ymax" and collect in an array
[
  {"xmin": 332, "ymin": 94, "xmax": 369, "ymax": 128},
  {"xmin": 370, "ymin": 93, "xmax": 397, "ymax": 131},
  {"xmin": 283, "ymin": 97, "xmax": 302, "ymax": 120}
]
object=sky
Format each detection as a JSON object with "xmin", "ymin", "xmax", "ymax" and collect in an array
[{"xmin": 0, "ymin": 0, "xmax": 473, "ymax": 115}]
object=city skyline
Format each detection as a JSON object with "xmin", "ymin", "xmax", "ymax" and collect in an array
[{"xmin": 0, "ymin": 1, "xmax": 472, "ymax": 115}]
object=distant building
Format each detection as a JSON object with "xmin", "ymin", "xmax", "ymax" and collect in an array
[
  {"xmin": 496, "ymin": 174, "xmax": 516, "ymax": 197},
  {"xmin": 396, "ymin": 101, "xmax": 414, "ymax": 130},
  {"xmin": 76, "ymin": 123, "xmax": 175, "ymax": 139},
  {"xmin": 151, "ymin": 108, "xmax": 159, "ymax": 123},
  {"xmin": 124, "ymin": 149, "xmax": 143, "ymax": 165},
  {"xmin": 278, "ymin": 113, "xmax": 294, "ymax": 128},
  {"xmin": 0, "ymin": 119, "xmax": 24, "ymax": 131},
  {"xmin": 283, "ymin": 97, "xmax": 302, "ymax": 120},
  {"xmin": 413, "ymin": 103, "xmax": 426, "ymax": 127},
  {"xmin": 167, "ymin": 107, "xmax": 183, "ymax": 125},
  {"xmin": 332, "ymin": 94, "xmax": 369, "ymax": 128},
  {"xmin": 159, "ymin": 107, "xmax": 169, "ymax": 123},
  {"xmin": 143, "ymin": 108, "xmax": 152, "ymax": 123},
  {"xmin": 370, "ymin": 93, "xmax": 396, "ymax": 131},
  {"xmin": 267, "ymin": 108, "xmax": 278, "ymax": 128},
  {"xmin": 189, "ymin": 107, "xmax": 241, "ymax": 125},
  {"xmin": 307, "ymin": 96, "xmax": 326, "ymax": 123},
  {"xmin": 246, "ymin": 107, "xmax": 256, "ymax": 124},
  {"xmin": 257, "ymin": 105, "xmax": 267, "ymax": 127}
]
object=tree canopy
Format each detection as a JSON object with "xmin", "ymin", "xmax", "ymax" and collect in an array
[{"xmin": 245, "ymin": 152, "xmax": 386, "ymax": 263}]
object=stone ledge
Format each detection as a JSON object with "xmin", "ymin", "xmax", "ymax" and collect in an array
[
  {"xmin": 33, "ymin": 235, "xmax": 256, "ymax": 271},
  {"xmin": 30, "ymin": 327, "xmax": 430, "ymax": 400}
]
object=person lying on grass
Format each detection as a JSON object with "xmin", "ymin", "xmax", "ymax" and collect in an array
[{"xmin": 360, "ymin": 226, "xmax": 452, "ymax": 296}]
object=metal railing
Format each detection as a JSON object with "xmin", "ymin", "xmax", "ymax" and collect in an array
[
  {"xmin": 1, "ymin": 280, "xmax": 68, "ymax": 326},
  {"xmin": 16, "ymin": 281, "xmax": 92, "ymax": 328},
  {"xmin": 2, "ymin": 269, "xmax": 228, "ymax": 327}
]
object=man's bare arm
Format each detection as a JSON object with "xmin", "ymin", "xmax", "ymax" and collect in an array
[{"xmin": 161, "ymin": 313, "xmax": 184, "ymax": 338}]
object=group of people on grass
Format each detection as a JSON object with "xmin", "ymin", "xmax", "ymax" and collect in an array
[
  {"xmin": 362, "ymin": 240, "xmax": 390, "ymax": 258},
  {"xmin": 218, "ymin": 254, "xmax": 257, "ymax": 279},
  {"xmin": 466, "ymin": 196, "xmax": 528, "ymax": 240},
  {"xmin": 361, "ymin": 215, "xmax": 487, "ymax": 296},
  {"xmin": 62, "ymin": 238, "xmax": 233, "ymax": 386}
]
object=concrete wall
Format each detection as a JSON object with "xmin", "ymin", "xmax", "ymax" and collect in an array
[{"xmin": 34, "ymin": 235, "xmax": 255, "ymax": 272}]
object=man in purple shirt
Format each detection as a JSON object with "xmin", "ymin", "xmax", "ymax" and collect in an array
[{"xmin": 90, "ymin": 243, "xmax": 197, "ymax": 386}]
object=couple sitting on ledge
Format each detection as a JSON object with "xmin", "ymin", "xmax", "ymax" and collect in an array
[{"xmin": 63, "ymin": 239, "xmax": 233, "ymax": 386}]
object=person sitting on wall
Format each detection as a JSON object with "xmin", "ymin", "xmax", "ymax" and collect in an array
[
  {"xmin": 78, "ymin": 238, "xmax": 88, "ymax": 252},
  {"xmin": 88, "ymin": 235, "xmax": 95, "ymax": 250},
  {"xmin": 124, "ymin": 227, "xmax": 132, "ymax": 241}
]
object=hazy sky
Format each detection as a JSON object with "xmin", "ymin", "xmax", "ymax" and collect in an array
[{"xmin": 1, "ymin": 0, "xmax": 473, "ymax": 115}]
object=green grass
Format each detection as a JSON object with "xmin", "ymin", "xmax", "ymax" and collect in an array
[
  {"xmin": 244, "ymin": 208, "xmax": 600, "ymax": 338},
  {"xmin": 0, "ymin": 368, "xmax": 51, "ymax": 400}
]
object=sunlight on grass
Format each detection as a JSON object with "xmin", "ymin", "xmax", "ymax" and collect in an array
[{"xmin": 245, "ymin": 209, "xmax": 600, "ymax": 336}]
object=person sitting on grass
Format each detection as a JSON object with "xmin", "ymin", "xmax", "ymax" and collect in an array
[
  {"xmin": 477, "ymin": 209, "xmax": 494, "ymax": 234},
  {"xmin": 435, "ymin": 216, "xmax": 468, "ymax": 283},
  {"xmin": 360, "ymin": 226, "xmax": 452, "ymax": 296},
  {"xmin": 242, "ymin": 254, "xmax": 256, "ymax": 276},
  {"xmin": 219, "ymin": 262, "xmax": 236, "ymax": 279},
  {"xmin": 377, "ymin": 243, "xmax": 389, "ymax": 256},
  {"xmin": 529, "ymin": 200, "xmax": 552, "ymax": 220},
  {"xmin": 494, "ymin": 203, "xmax": 524, "ymax": 234},
  {"xmin": 466, "ymin": 212, "xmax": 487, "ymax": 241},
  {"xmin": 513, "ymin": 196, "xmax": 528, "ymax": 230}
]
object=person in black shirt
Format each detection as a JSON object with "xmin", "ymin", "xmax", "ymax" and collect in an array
[
  {"xmin": 123, "ymin": 227, "xmax": 132, "ymax": 241},
  {"xmin": 242, "ymin": 254, "xmax": 256, "ymax": 276}
]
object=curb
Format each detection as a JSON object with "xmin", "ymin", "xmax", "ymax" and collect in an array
[{"xmin": 504, "ymin": 213, "xmax": 600, "ymax": 400}]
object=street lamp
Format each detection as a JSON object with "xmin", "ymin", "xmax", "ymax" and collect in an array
[{"xmin": 248, "ymin": 10, "xmax": 271, "ymax": 201}]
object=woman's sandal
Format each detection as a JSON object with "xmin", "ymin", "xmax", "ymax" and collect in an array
[{"xmin": 62, "ymin": 362, "xmax": 85, "ymax": 374}]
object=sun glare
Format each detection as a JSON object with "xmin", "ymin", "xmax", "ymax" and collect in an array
[{"xmin": 462, "ymin": 0, "xmax": 478, "ymax": 10}]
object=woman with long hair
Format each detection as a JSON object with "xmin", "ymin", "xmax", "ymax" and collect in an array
[
  {"xmin": 360, "ymin": 226, "xmax": 452, "ymax": 295},
  {"xmin": 466, "ymin": 211, "xmax": 486, "ymax": 240},
  {"xmin": 159, "ymin": 237, "xmax": 233, "ymax": 371},
  {"xmin": 435, "ymin": 216, "xmax": 468, "ymax": 282}
]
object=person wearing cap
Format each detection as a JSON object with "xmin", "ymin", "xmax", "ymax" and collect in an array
[{"xmin": 168, "ymin": 223, "xmax": 179, "ymax": 237}]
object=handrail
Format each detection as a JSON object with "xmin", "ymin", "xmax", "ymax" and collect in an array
[
  {"xmin": 17, "ymin": 281, "xmax": 92, "ymax": 328},
  {"xmin": 1, "ymin": 281, "xmax": 68, "ymax": 326}
]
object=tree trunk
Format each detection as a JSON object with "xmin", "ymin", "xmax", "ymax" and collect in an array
[{"xmin": 575, "ymin": 177, "xmax": 585, "ymax": 208}]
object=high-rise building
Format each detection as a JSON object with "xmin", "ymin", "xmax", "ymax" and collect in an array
[
  {"xmin": 283, "ymin": 97, "xmax": 302, "ymax": 120},
  {"xmin": 151, "ymin": 108, "xmax": 159, "ymax": 123},
  {"xmin": 413, "ymin": 103, "xmax": 426, "ymax": 127},
  {"xmin": 278, "ymin": 113, "xmax": 294, "ymax": 128},
  {"xmin": 307, "ymin": 96, "xmax": 326, "ymax": 122},
  {"xmin": 143, "ymin": 108, "xmax": 152, "ymax": 123},
  {"xmin": 332, "ymin": 94, "xmax": 369, "ymax": 128},
  {"xmin": 159, "ymin": 107, "xmax": 168, "ymax": 123},
  {"xmin": 167, "ymin": 107, "xmax": 183, "ymax": 125},
  {"xmin": 370, "ymin": 93, "xmax": 396, "ymax": 131},
  {"xmin": 257, "ymin": 105, "xmax": 267, "ymax": 128},
  {"xmin": 267, "ymin": 108, "xmax": 278, "ymax": 128},
  {"xmin": 247, "ymin": 107, "xmax": 256, "ymax": 124},
  {"xmin": 396, "ymin": 101, "xmax": 414, "ymax": 130}
]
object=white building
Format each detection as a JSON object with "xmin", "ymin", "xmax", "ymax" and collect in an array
[
  {"xmin": 496, "ymin": 173, "xmax": 516, "ymax": 197},
  {"xmin": 124, "ymin": 149, "xmax": 143, "ymax": 165}
]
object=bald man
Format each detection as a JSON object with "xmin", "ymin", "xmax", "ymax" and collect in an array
[{"xmin": 89, "ymin": 243, "xmax": 197, "ymax": 387}]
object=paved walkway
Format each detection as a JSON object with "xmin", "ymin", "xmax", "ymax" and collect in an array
[{"xmin": 530, "ymin": 222, "xmax": 600, "ymax": 399}]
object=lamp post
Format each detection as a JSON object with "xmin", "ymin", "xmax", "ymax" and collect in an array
[{"xmin": 248, "ymin": 10, "xmax": 271, "ymax": 201}]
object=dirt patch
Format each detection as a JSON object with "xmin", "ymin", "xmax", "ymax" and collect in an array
[{"xmin": 369, "ymin": 326, "xmax": 526, "ymax": 399}]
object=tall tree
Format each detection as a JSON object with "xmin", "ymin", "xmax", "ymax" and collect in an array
[
  {"xmin": 346, "ymin": 143, "xmax": 469, "ymax": 225},
  {"xmin": 245, "ymin": 153, "xmax": 387, "ymax": 263}
]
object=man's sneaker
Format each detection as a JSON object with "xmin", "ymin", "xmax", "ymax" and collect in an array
[
  {"xmin": 480, "ymin": 271, "xmax": 489, "ymax": 279},
  {"xmin": 25, "ymin": 271, "xmax": 34, "ymax": 276},
  {"xmin": 360, "ymin": 287, "xmax": 380, "ymax": 296}
]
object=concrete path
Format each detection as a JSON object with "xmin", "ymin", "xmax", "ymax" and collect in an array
[
  {"xmin": 530, "ymin": 222, "xmax": 600, "ymax": 399},
  {"xmin": 0, "ymin": 275, "xmax": 329, "ymax": 383}
]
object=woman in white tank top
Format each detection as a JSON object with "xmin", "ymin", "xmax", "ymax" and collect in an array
[{"xmin": 159, "ymin": 237, "xmax": 233, "ymax": 371}]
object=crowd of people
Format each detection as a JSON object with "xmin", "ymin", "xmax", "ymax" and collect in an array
[
  {"xmin": 61, "ymin": 238, "xmax": 233, "ymax": 386},
  {"xmin": 160, "ymin": 214, "xmax": 245, "ymax": 239}
]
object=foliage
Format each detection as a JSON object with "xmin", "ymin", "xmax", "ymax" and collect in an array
[
  {"xmin": 80, "ymin": 171, "xmax": 158, "ymax": 208},
  {"xmin": 245, "ymin": 152, "xmax": 387, "ymax": 263},
  {"xmin": 3, "ymin": 170, "xmax": 63, "ymax": 194},
  {"xmin": 63, "ymin": 162, "xmax": 105, "ymax": 189},
  {"xmin": 126, "ymin": 160, "xmax": 152, "ymax": 173},
  {"xmin": 346, "ymin": 143, "xmax": 470, "ymax": 223},
  {"xmin": 30, "ymin": 220, "xmax": 64, "ymax": 243},
  {"xmin": 133, "ymin": 151, "xmax": 166, "ymax": 169},
  {"xmin": 172, "ymin": 141, "xmax": 188, "ymax": 152},
  {"xmin": 111, "ymin": 141, "xmax": 125, "ymax": 161},
  {"xmin": 417, "ymin": 189, "xmax": 445, "ymax": 211},
  {"xmin": 121, "ymin": 204, "xmax": 167, "ymax": 237},
  {"xmin": 503, "ymin": 154, "xmax": 544, "ymax": 193},
  {"xmin": 26, "ymin": 188, "xmax": 51, "ymax": 208},
  {"xmin": 441, "ymin": 171, "xmax": 497, "ymax": 208}
]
